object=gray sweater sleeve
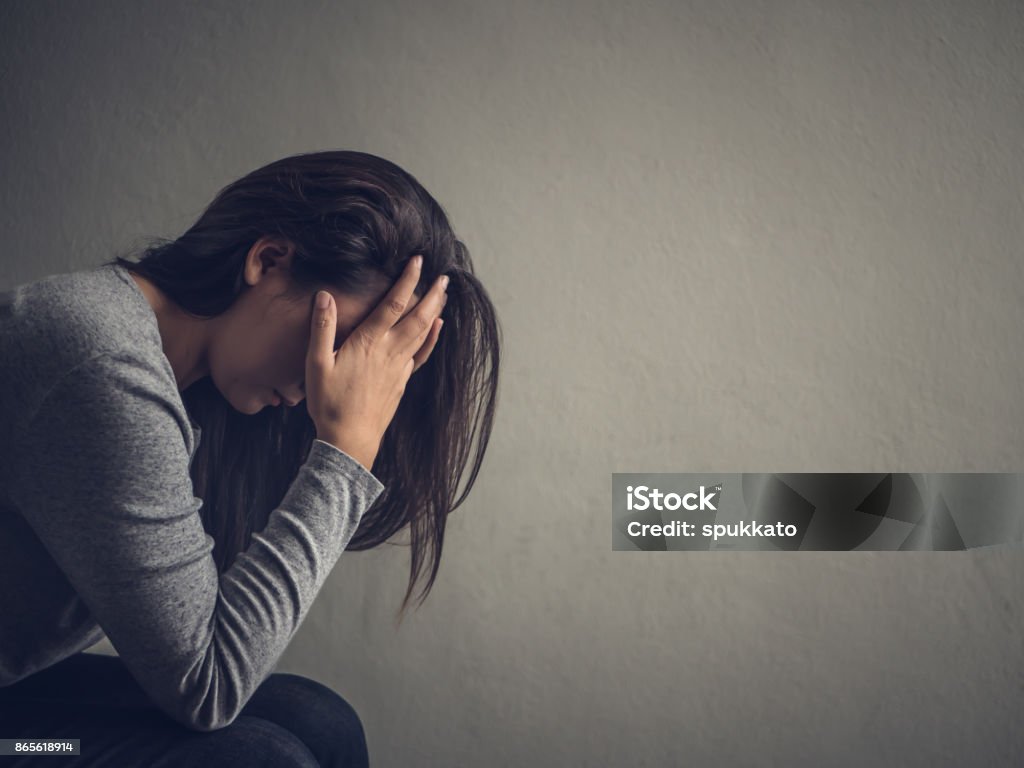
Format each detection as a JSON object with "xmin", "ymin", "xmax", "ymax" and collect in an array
[{"xmin": 8, "ymin": 348, "xmax": 384, "ymax": 732}]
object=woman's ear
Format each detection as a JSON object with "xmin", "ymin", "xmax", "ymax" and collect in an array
[{"xmin": 243, "ymin": 237, "xmax": 296, "ymax": 287}]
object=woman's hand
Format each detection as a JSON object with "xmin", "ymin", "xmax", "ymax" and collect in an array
[{"xmin": 304, "ymin": 255, "xmax": 448, "ymax": 470}]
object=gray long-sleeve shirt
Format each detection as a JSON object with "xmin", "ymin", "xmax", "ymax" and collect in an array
[{"xmin": 0, "ymin": 262, "xmax": 385, "ymax": 731}]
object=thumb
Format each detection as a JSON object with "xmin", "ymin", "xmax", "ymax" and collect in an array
[{"xmin": 309, "ymin": 290, "xmax": 336, "ymax": 370}]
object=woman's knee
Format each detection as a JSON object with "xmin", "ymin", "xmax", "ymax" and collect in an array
[
  {"xmin": 242, "ymin": 673, "xmax": 369, "ymax": 767},
  {"xmin": 168, "ymin": 716, "xmax": 319, "ymax": 768}
]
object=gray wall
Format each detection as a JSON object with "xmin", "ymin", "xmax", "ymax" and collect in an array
[{"xmin": 3, "ymin": 1, "xmax": 1022, "ymax": 765}]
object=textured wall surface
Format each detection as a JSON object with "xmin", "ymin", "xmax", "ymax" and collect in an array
[{"xmin": 2, "ymin": 1, "xmax": 1022, "ymax": 765}]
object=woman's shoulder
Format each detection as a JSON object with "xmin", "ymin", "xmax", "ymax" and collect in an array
[
  {"xmin": 0, "ymin": 263, "xmax": 173, "ymax": 431},
  {"xmin": 3, "ymin": 263, "xmax": 159, "ymax": 357}
]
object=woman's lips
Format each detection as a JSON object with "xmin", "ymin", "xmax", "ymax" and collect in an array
[{"xmin": 272, "ymin": 389, "xmax": 299, "ymax": 407}]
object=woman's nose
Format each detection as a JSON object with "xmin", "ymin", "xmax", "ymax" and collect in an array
[{"xmin": 281, "ymin": 384, "xmax": 304, "ymax": 407}]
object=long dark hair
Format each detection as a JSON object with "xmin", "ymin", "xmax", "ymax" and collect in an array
[{"xmin": 105, "ymin": 150, "xmax": 501, "ymax": 619}]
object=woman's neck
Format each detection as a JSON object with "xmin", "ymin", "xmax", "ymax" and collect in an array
[{"xmin": 129, "ymin": 273, "xmax": 213, "ymax": 391}]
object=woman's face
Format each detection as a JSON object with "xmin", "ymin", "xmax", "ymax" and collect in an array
[{"xmin": 208, "ymin": 242, "xmax": 417, "ymax": 415}]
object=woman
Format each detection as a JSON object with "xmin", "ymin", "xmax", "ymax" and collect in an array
[{"xmin": 0, "ymin": 150, "xmax": 501, "ymax": 766}]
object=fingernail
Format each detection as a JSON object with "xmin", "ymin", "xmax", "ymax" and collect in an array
[
  {"xmin": 316, "ymin": 291, "xmax": 330, "ymax": 308},
  {"xmin": 413, "ymin": 255, "xmax": 423, "ymax": 269},
  {"xmin": 441, "ymin": 275, "xmax": 449, "ymax": 288}
]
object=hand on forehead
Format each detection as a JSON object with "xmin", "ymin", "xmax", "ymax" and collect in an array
[{"xmin": 319, "ymin": 286, "xmax": 422, "ymax": 348}]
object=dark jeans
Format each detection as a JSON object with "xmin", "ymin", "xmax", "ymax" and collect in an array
[{"xmin": 0, "ymin": 652, "xmax": 370, "ymax": 767}]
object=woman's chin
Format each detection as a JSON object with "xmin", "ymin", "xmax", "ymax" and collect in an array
[{"xmin": 225, "ymin": 394, "xmax": 265, "ymax": 415}]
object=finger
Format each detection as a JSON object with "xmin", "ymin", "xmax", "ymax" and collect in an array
[
  {"xmin": 359, "ymin": 255, "xmax": 424, "ymax": 341},
  {"xmin": 308, "ymin": 290, "xmax": 337, "ymax": 370},
  {"xmin": 392, "ymin": 274, "xmax": 448, "ymax": 357},
  {"xmin": 412, "ymin": 317, "xmax": 443, "ymax": 373}
]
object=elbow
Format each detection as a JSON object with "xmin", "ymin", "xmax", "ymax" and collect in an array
[{"xmin": 166, "ymin": 696, "xmax": 243, "ymax": 733}]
